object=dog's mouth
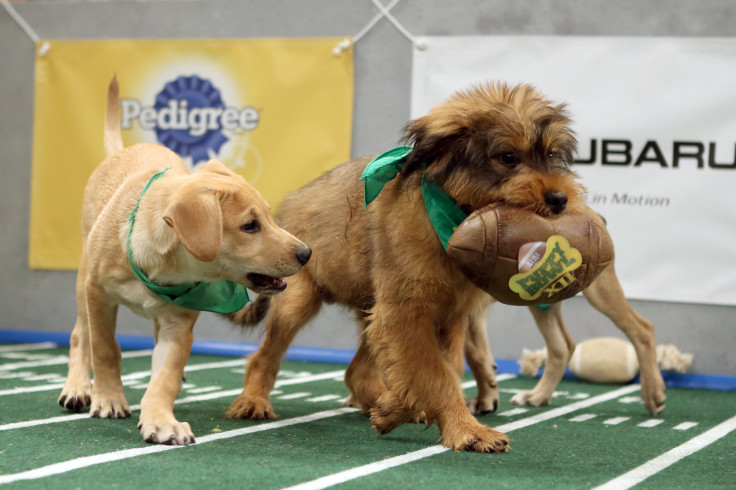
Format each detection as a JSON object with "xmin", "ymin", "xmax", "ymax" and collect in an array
[{"xmin": 246, "ymin": 273, "xmax": 287, "ymax": 295}]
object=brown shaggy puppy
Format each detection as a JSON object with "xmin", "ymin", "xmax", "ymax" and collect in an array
[{"xmin": 226, "ymin": 82, "xmax": 585, "ymax": 452}]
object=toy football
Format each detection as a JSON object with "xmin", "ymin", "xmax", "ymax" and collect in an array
[
  {"xmin": 569, "ymin": 337, "xmax": 639, "ymax": 383},
  {"xmin": 447, "ymin": 205, "xmax": 614, "ymax": 306},
  {"xmin": 519, "ymin": 338, "xmax": 693, "ymax": 384}
]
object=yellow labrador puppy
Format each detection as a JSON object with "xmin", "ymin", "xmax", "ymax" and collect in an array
[{"xmin": 58, "ymin": 76, "xmax": 311, "ymax": 445}]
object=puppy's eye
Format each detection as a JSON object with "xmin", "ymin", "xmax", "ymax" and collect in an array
[
  {"xmin": 240, "ymin": 220, "xmax": 260, "ymax": 234},
  {"xmin": 548, "ymin": 151, "xmax": 564, "ymax": 162},
  {"xmin": 500, "ymin": 152, "xmax": 521, "ymax": 166},
  {"xmin": 548, "ymin": 152, "xmax": 570, "ymax": 167}
]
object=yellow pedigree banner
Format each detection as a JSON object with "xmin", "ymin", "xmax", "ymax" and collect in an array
[{"xmin": 30, "ymin": 38, "xmax": 354, "ymax": 269}]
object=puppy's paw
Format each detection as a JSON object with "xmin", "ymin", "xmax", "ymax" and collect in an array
[
  {"xmin": 225, "ymin": 394, "xmax": 277, "ymax": 420},
  {"xmin": 138, "ymin": 418, "xmax": 195, "ymax": 446},
  {"xmin": 369, "ymin": 392, "xmax": 413, "ymax": 434},
  {"xmin": 341, "ymin": 394, "xmax": 358, "ymax": 408},
  {"xmin": 342, "ymin": 395, "xmax": 371, "ymax": 416},
  {"xmin": 89, "ymin": 393, "xmax": 131, "ymax": 419},
  {"xmin": 370, "ymin": 408, "xmax": 414, "ymax": 435},
  {"xmin": 467, "ymin": 394, "xmax": 500, "ymax": 415},
  {"xmin": 411, "ymin": 411, "xmax": 428, "ymax": 424},
  {"xmin": 642, "ymin": 382, "xmax": 667, "ymax": 416},
  {"xmin": 442, "ymin": 422, "xmax": 511, "ymax": 453},
  {"xmin": 58, "ymin": 382, "xmax": 92, "ymax": 412},
  {"xmin": 640, "ymin": 370, "xmax": 667, "ymax": 415},
  {"xmin": 510, "ymin": 390, "xmax": 550, "ymax": 408}
]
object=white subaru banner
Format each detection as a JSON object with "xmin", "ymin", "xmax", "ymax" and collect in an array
[{"xmin": 412, "ymin": 36, "xmax": 736, "ymax": 306}]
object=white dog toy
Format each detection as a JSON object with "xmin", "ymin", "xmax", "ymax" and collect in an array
[{"xmin": 519, "ymin": 337, "xmax": 693, "ymax": 383}]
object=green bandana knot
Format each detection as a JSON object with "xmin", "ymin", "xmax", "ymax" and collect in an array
[
  {"xmin": 360, "ymin": 146, "xmax": 469, "ymax": 250},
  {"xmin": 126, "ymin": 168, "xmax": 250, "ymax": 314}
]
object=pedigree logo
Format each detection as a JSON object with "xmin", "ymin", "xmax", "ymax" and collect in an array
[{"xmin": 120, "ymin": 75, "xmax": 260, "ymax": 164}]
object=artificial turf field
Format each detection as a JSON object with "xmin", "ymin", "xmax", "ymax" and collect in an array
[{"xmin": 0, "ymin": 341, "xmax": 734, "ymax": 489}]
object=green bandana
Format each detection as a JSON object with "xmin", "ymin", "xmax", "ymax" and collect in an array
[
  {"xmin": 361, "ymin": 146, "xmax": 468, "ymax": 250},
  {"xmin": 126, "ymin": 168, "xmax": 250, "ymax": 314}
]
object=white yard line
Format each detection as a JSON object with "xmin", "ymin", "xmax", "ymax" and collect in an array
[
  {"xmin": 460, "ymin": 373, "xmax": 516, "ymax": 389},
  {"xmin": 185, "ymin": 386, "xmax": 222, "ymax": 394},
  {"xmin": 673, "ymin": 421, "xmax": 699, "ymax": 431},
  {"xmin": 593, "ymin": 414, "xmax": 736, "ymax": 490},
  {"xmin": 0, "ymin": 407, "xmax": 360, "ymax": 485},
  {"xmin": 0, "ymin": 342, "xmax": 57, "ymax": 353},
  {"xmin": 0, "ymin": 357, "xmax": 73, "ymax": 371},
  {"xmin": 278, "ymin": 392, "xmax": 312, "ymax": 400},
  {"xmin": 498, "ymin": 408, "xmax": 529, "ymax": 417},
  {"xmin": 0, "ymin": 383, "xmax": 67, "ymax": 396},
  {"xmin": 0, "ymin": 350, "xmax": 153, "ymax": 371},
  {"xmin": 570, "ymin": 413, "xmax": 598, "ymax": 422},
  {"xmin": 0, "ymin": 370, "xmax": 346, "ymax": 431},
  {"xmin": 307, "ymin": 395, "xmax": 343, "ymax": 402},
  {"xmin": 0, "ymin": 358, "xmax": 244, "ymax": 397},
  {"xmin": 181, "ymin": 359, "xmax": 245, "ymax": 372},
  {"xmin": 284, "ymin": 384, "xmax": 643, "ymax": 490}
]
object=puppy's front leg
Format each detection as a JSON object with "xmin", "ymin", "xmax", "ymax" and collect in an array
[
  {"xmin": 138, "ymin": 312, "xmax": 198, "ymax": 445},
  {"xmin": 86, "ymin": 279, "xmax": 130, "ymax": 419},
  {"xmin": 366, "ymin": 300, "xmax": 510, "ymax": 453},
  {"xmin": 59, "ymin": 256, "xmax": 93, "ymax": 412}
]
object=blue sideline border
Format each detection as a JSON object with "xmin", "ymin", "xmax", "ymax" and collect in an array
[{"xmin": 1, "ymin": 329, "xmax": 734, "ymax": 392}]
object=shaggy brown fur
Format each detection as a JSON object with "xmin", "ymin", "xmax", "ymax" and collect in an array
[{"xmin": 225, "ymin": 82, "xmax": 585, "ymax": 452}]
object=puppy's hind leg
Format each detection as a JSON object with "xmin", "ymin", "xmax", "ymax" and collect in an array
[
  {"xmin": 583, "ymin": 264, "xmax": 666, "ymax": 415},
  {"xmin": 226, "ymin": 273, "xmax": 322, "ymax": 420},
  {"xmin": 86, "ymin": 278, "xmax": 130, "ymax": 419},
  {"xmin": 138, "ymin": 312, "xmax": 198, "ymax": 445},
  {"xmin": 59, "ymin": 254, "xmax": 93, "ymax": 412},
  {"xmin": 464, "ymin": 308, "xmax": 500, "ymax": 415},
  {"xmin": 511, "ymin": 302, "xmax": 574, "ymax": 408}
]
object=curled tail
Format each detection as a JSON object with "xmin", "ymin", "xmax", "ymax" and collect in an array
[
  {"xmin": 224, "ymin": 295, "xmax": 271, "ymax": 326},
  {"xmin": 104, "ymin": 74, "xmax": 124, "ymax": 156}
]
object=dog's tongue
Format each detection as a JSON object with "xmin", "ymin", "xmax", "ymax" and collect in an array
[{"xmin": 518, "ymin": 242, "xmax": 547, "ymax": 272}]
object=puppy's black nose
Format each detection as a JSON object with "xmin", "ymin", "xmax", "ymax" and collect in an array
[
  {"xmin": 295, "ymin": 245, "xmax": 312, "ymax": 266},
  {"xmin": 544, "ymin": 191, "xmax": 568, "ymax": 214}
]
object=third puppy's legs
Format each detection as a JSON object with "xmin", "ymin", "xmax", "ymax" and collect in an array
[
  {"xmin": 510, "ymin": 302, "xmax": 575, "ymax": 407},
  {"xmin": 582, "ymin": 264, "xmax": 666, "ymax": 415},
  {"xmin": 464, "ymin": 308, "xmax": 500, "ymax": 415}
]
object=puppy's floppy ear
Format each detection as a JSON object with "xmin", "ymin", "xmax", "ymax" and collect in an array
[
  {"xmin": 163, "ymin": 188, "xmax": 222, "ymax": 262},
  {"xmin": 400, "ymin": 116, "xmax": 458, "ymax": 176},
  {"xmin": 197, "ymin": 159, "xmax": 240, "ymax": 178}
]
